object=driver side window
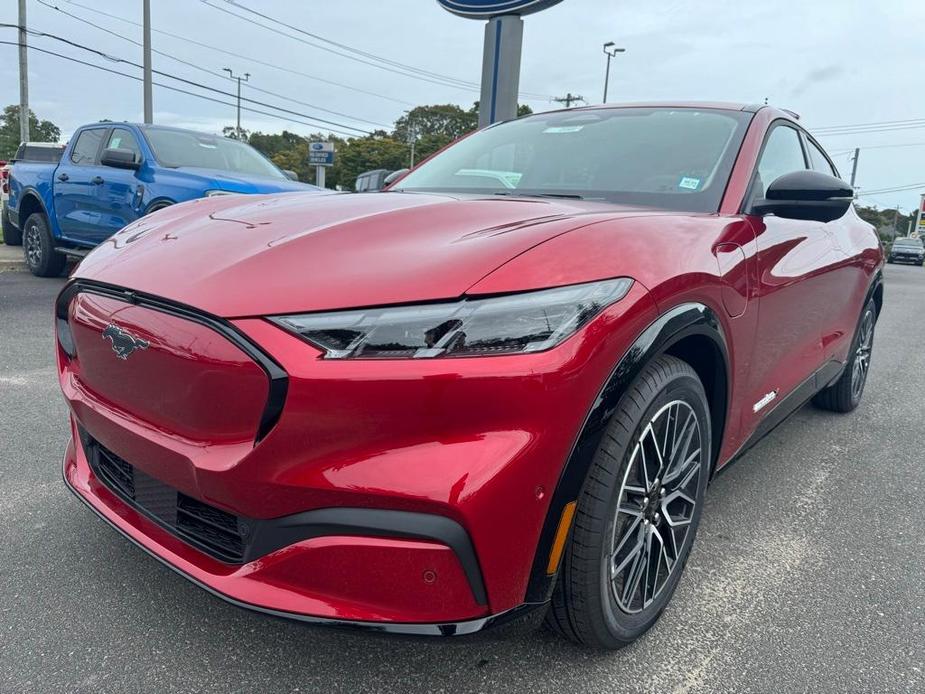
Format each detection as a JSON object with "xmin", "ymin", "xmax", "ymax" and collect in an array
[{"xmin": 751, "ymin": 125, "xmax": 807, "ymax": 202}]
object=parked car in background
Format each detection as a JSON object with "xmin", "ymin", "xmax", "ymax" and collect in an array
[
  {"xmin": 58, "ymin": 103, "xmax": 883, "ymax": 649},
  {"xmin": 355, "ymin": 168, "xmax": 394, "ymax": 192},
  {"xmin": 887, "ymin": 236, "xmax": 924, "ymax": 265},
  {"xmin": 7, "ymin": 122, "xmax": 320, "ymax": 275},
  {"xmin": 2, "ymin": 142, "xmax": 66, "ymax": 244}
]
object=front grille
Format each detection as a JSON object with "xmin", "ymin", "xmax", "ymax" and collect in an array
[{"xmin": 86, "ymin": 436, "xmax": 251, "ymax": 564}]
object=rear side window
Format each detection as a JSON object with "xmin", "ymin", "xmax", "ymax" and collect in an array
[
  {"xmin": 805, "ymin": 137, "xmax": 837, "ymax": 177},
  {"xmin": 749, "ymin": 125, "xmax": 807, "ymax": 202},
  {"xmin": 22, "ymin": 146, "xmax": 64, "ymax": 163},
  {"xmin": 107, "ymin": 128, "xmax": 142, "ymax": 164},
  {"xmin": 70, "ymin": 129, "xmax": 106, "ymax": 165}
]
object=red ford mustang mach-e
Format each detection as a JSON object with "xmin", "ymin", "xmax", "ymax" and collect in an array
[{"xmin": 58, "ymin": 103, "xmax": 883, "ymax": 649}]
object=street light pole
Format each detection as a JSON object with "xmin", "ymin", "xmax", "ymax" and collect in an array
[
  {"xmin": 223, "ymin": 68, "xmax": 250, "ymax": 138},
  {"xmin": 143, "ymin": 0, "xmax": 152, "ymax": 124},
  {"xmin": 602, "ymin": 42, "xmax": 625, "ymax": 103}
]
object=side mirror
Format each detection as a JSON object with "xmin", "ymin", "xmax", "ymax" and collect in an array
[
  {"xmin": 100, "ymin": 147, "xmax": 140, "ymax": 170},
  {"xmin": 383, "ymin": 168, "xmax": 410, "ymax": 188},
  {"xmin": 282, "ymin": 169, "xmax": 299, "ymax": 181},
  {"xmin": 750, "ymin": 170, "xmax": 853, "ymax": 223}
]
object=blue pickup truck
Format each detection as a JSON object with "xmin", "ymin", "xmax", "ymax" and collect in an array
[{"xmin": 5, "ymin": 122, "xmax": 319, "ymax": 276}]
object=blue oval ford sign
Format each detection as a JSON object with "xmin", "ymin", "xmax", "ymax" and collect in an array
[{"xmin": 437, "ymin": 0, "xmax": 563, "ymax": 18}]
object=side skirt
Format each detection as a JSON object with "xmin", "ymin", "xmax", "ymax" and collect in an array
[{"xmin": 714, "ymin": 359, "xmax": 844, "ymax": 478}]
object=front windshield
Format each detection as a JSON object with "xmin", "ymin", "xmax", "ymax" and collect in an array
[
  {"xmin": 395, "ymin": 107, "xmax": 751, "ymax": 212},
  {"xmin": 894, "ymin": 238, "xmax": 923, "ymax": 248},
  {"xmin": 145, "ymin": 127, "xmax": 285, "ymax": 179}
]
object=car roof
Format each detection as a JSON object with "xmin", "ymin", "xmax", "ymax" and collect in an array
[{"xmin": 523, "ymin": 101, "xmax": 800, "ymax": 123}]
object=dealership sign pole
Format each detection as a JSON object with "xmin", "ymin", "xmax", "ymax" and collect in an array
[
  {"xmin": 308, "ymin": 142, "xmax": 335, "ymax": 189},
  {"xmin": 437, "ymin": 1, "xmax": 563, "ymax": 128}
]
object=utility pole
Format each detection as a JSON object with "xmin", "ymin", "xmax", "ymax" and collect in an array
[
  {"xmin": 602, "ymin": 42, "xmax": 625, "ymax": 103},
  {"xmin": 891, "ymin": 207, "xmax": 900, "ymax": 243},
  {"xmin": 223, "ymin": 68, "xmax": 250, "ymax": 138},
  {"xmin": 143, "ymin": 0, "xmax": 152, "ymax": 124},
  {"xmin": 406, "ymin": 118, "xmax": 417, "ymax": 168},
  {"xmin": 553, "ymin": 93, "xmax": 585, "ymax": 108},
  {"xmin": 849, "ymin": 147, "xmax": 860, "ymax": 188},
  {"xmin": 18, "ymin": 0, "xmax": 29, "ymax": 143}
]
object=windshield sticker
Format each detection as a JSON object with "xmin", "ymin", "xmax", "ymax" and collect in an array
[
  {"xmin": 678, "ymin": 176, "xmax": 701, "ymax": 191},
  {"xmin": 543, "ymin": 126, "xmax": 584, "ymax": 134}
]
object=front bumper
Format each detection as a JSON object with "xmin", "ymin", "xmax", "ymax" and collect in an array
[
  {"xmin": 58, "ymin": 279, "xmax": 657, "ymax": 629},
  {"xmin": 64, "ymin": 433, "xmax": 547, "ymax": 635}
]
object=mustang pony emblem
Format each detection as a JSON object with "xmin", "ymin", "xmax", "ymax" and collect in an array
[{"xmin": 102, "ymin": 324, "xmax": 150, "ymax": 360}]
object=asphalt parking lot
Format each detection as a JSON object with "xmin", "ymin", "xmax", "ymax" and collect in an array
[{"xmin": 1, "ymin": 265, "xmax": 923, "ymax": 694}]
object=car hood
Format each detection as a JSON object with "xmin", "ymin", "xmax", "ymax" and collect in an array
[
  {"xmin": 75, "ymin": 191, "xmax": 664, "ymax": 317},
  {"xmin": 171, "ymin": 166, "xmax": 319, "ymax": 193}
]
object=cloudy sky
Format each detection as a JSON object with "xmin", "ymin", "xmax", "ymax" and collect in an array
[{"xmin": 1, "ymin": 0, "xmax": 923, "ymax": 216}]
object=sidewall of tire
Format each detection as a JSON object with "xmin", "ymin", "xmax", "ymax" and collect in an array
[
  {"xmin": 598, "ymin": 372, "xmax": 710, "ymax": 644},
  {"xmin": 555, "ymin": 356, "xmax": 712, "ymax": 649},
  {"xmin": 24, "ymin": 213, "xmax": 65, "ymax": 277}
]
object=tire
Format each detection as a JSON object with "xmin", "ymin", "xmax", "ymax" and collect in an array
[
  {"xmin": 145, "ymin": 201, "xmax": 173, "ymax": 216},
  {"xmin": 886, "ymin": 257, "xmax": 893, "ymax": 264},
  {"xmin": 813, "ymin": 299, "xmax": 876, "ymax": 413},
  {"xmin": 546, "ymin": 354, "xmax": 711, "ymax": 649},
  {"xmin": 23, "ymin": 212, "xmax": 66, "ymax": 277},
  {"xmin": 2, "ymin": 205, "xmax": 22, "ymax": 245}
]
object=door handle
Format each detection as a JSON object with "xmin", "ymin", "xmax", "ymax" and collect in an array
[
  {"xmin": 57, "ymin": 173, "xmax": 69, "ymax": 182},
  {"xmin": 91, "ymin": 176, "xmax": 104, "ymax": 185}
]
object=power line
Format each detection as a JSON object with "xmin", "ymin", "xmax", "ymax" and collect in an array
[
  {"xmin": 44, "ymin": 0, "xmax": 414, "ymax": 107},
  {"xmin": 858, "ymin": 182, "xmax": 925, "ymax": 195},
  {"xmin": 814, "ymin": 117, "xmax": 925, "ymax": 132},
  {"xmin": 199, "ymin": 0, "xmax": 553, "ymax": 101},
  {"xmin": 198, "ymin": 0, "xmax": 482, "ymax": 95},
  {"xmin": 2, "ymin": 25, "xmax": 372, "ymax": 135},
  {"xmin": 0, "ymin": 40, "xmax": 365, "ymax": 137},
  {"xmin": 33, "ymin": 0, "xmax": 392, "ymax": 129}
]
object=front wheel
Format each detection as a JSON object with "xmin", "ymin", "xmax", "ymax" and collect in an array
[
  {"xmin": 23, "ymin": 212, "xmax": 66, "ymax": 277},
  {"xmin": 546, "ymin": 355, "xmax": 711, "ymax": 649}
]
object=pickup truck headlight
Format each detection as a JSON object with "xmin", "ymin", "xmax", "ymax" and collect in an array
[{"xmin": 271, "ymin": 278, "xmax": 633, "ymax": 360}]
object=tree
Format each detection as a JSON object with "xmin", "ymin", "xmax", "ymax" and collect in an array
[
  {"xmin": 335, "ymin": 135, "xmax": 408, "ymax": 190},
  {"xmin": 0, "ymin": 105, "xmax": 61, "ymax": 159},
  {"xmin": 394, "ymin": 104, "xmax": 476, "ymax": 143}
]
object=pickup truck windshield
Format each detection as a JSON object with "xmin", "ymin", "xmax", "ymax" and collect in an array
[
  {"xmin": 394, "ymin": 107, "xmax": 751, "ymax": 213},
  {"xmin": 145, "ymin": 127, "xmax": 285, "ymax": 179},
  {"xmin": 894, "ymin": 238, "xmax": 923, "ymax": 248}
]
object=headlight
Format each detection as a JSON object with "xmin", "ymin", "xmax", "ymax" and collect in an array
[
  {"xmin": 271, "ymin": 278, "xmax": 633, "ymax": 360},
  {"xmin": 205, "ymin": 189, "xmax": 237, "ymax": 197}
]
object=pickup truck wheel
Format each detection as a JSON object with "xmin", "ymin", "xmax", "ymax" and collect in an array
[
  {"xmin": 2, "ymin": 205, "xmax": 22, "ymax": 245},
  {"xmin": 23, "ymin": 213, "xmax": 66, "ymax": 277}
]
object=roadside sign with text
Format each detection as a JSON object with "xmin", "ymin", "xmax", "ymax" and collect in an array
[{"xmin": 308, "ymin": 142, "xmax": 335, "ymax": 167}]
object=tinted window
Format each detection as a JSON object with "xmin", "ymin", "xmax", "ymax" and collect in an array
[
  {"xmin": 70, "ymin": 129, "xmax": 106, "ymax": 165},
  {"xmin": 395, "ymin": 108, "xmax": 752, "ymax": 213},
  {"xmin": 805, "ymin": 137, "xmax": 837, "ymax": 177},
  {"xmin": 107, "ymin": 128, "xmax": 142, "ymax": 164},
  {"xmin": 145, "ymin": 127, "xmax": 284, "ymax": 179},
  {"xmin": 19, "ymin": 145, "xmax": 64, "ymax": 163},
  {"xmin": 754, "ymin": 125, "xmax": 806, "ymax": 198}
]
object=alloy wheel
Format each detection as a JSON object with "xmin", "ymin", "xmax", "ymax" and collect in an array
[
  {"xmin": 851, "ymin": 310, "xmax": 874, "ymax": 400},
  {"xmin": 610, "ymin": 400, "xmax": 703, "ymax": 614},
  {"xmin": 25, "ymin": 223, "xmax": 42, "ymax": 269}
]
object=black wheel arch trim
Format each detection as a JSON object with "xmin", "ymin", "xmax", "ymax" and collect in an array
[
  {"xmin": 13, "ymin": 187, "xmax": 51, "ymax": 228},
  {"xmin": 56, "ymin": 279, "xmax": 288, "ymax": 442},
  {"xmin": 524, "ymin": 302, "xmax": 730, "ymax": 603}
]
